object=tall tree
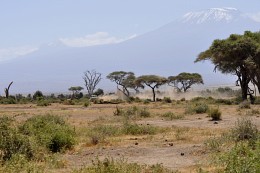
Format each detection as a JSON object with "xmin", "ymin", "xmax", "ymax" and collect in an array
[
  {"xmin": 135, "ymin": 75, "xmax": 167, "ymax": 102},
  {"xmin": 83, "ymin": 70, "xmax": 102, "ymax": 97},
  {"xmin": 107, "ymin": 71, "xmax": 141, "ymax": 97},
  {"xmin": 168, "ymin": 73, "xmax": 203, "ymax": 92},
  {"xmin": 195, "ymin": 31, "xmax": 260, "ymax": 100}
]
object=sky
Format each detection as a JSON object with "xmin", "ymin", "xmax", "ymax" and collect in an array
[{"xmin": 0, "ymin": 0, "xmax": 260, "ymax": 51}]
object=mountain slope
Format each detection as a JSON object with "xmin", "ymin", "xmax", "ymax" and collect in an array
[{"xmin": 0, "ymin": 8, "xmax": 259, "ymax": 93}]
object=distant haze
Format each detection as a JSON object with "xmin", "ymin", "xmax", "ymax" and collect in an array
[{"xmin": 0, "ymin": 7, "xmax": 259, "ymax": 94}]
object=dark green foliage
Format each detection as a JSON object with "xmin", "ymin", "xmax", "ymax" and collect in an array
[
  {"xmin": 37, "ymin": 100, "xmax": 51, "ymax": 106},
  {"xmin": 93, "ymin": 88, "xmax": 104, "ymax": 96},
  {"xmin": 162, "ymin": 97, "xmax": 172, "ymax": 103},
  {"xmin": 33, "ymin": 90, "xmax": 44, "ymax": 100},
  {"xmin": 20, "ymin": 115, "xmax": 75, "ymax": 152},
  {"xmin": 0, "ymin": 97, "xmax": 16, "ymax": 104},
  {"xmin": 0, "ymin": 117, "xmax": 33, "ymax": 161}
]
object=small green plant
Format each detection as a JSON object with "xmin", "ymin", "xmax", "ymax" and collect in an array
[{"xmin": 208, "ymin": 107, "xmax": 222, "ymax": 121}]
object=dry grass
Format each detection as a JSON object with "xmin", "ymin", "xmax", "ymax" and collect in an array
[{"xmin": 0, "ymin": 102, "xmax": 259, "ymax": 172}]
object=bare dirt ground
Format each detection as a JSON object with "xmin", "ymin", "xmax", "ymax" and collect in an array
[{"xmin": 0, "ymin": 102, "xmax": 259, "ymax": 172}]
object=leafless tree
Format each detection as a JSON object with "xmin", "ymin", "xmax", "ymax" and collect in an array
[
  {"xmin": 83, "ymin": 70, "xmax": 102, "ymax": 97},
  {"xmin": 5, "ymin": 81, "xmax": 13, "ymax": 98}
]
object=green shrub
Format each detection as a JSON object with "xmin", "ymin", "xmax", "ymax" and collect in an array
[
  {"xmin": 231, "ymin": 118, "xmax": 259, "ymax": 143},
  {"xmin": 0, "ymin": 117, "xmax": 33, "ymax": 161},
  {"xmin": 19, "ymin": 115, "xmax": 76, "ymax": 152},
  {"xmin": 83, "ymin": 99, "xmax": 91, "ymax": 107},
  {"xmin": 37, "ymin": 100, "xmax": 51, "ymax": 106},
  {"xmin": 208, "ymin": 107, "xmax": 222, "ymax": 121},
  {"xmin": 194, "ymin": 103, "xmax": 209, "ymax": 114},
  {"xmin": 185, "ymin": 103, "xmax": 209, "ymax": 114},
  {"xmin": 218, "ymin": 141, "xmax": 260, "ymax": 173},
  {"xmin": 0, "ymin": 98, "xmax": 16, "ymax": 104}
]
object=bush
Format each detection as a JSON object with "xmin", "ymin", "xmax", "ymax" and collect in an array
[
  {"xmin": 194, "ymin": 103, "xmax": 209, "ymax": 114},
  {"xmin": 33, "ymin": 90, "xmax": 44, "ymax": 100},
  {"xmin": 231, "ymin": 118, "xmax": 259, "ymax": 143},
  {"xmin": 37, "ymin": 100, "xmax": 51, "ymax": 106},
  {"xmin": 162, "ymin": 97, "xmax": 172, "ymax": 103},
  {"xmin": 219, "ymin": 141, "xmax": 260, "ymax": 173},
  {"xmin": 208, "ymin": 107, "xmax": 222, "ymax": 121},
  {"xmin": 19, "ymin": 115, "xmax": 76, "ymax": 152},
  {"xmin": 0, "ymin": 117, "xmax": 33, "ymax": 161},
  {"xmin": 185, "ymin": 103, "xmax": 209, "ymax": 114},
  {"xmin": 0, "ymin": 97, "xmax": 17, "ymax": 104},
  {"xmin": 83, "ymin": 99, "xmax": 91, "ymax": 107}
]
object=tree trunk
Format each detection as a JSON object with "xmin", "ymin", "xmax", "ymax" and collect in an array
[
  {"xmin": 5, "ymin": 81, "xmax": 13, "ymax": 98},
  {"xmin": 240, "ymin": 77, "xmax": 249, "ymax": 101},
  {"xmin": 152, "ymin": 88, "xmax": 156, "ymax": 102}
]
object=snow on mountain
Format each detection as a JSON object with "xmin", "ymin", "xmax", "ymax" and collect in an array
[{"xmin": 181, "ymin": 7, "xmax": 243, "ymax": 24}]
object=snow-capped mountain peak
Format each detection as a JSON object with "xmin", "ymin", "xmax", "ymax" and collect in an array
[{"xmin": 181, "ymin": 7, "xmax": 242, "ymax": 24}]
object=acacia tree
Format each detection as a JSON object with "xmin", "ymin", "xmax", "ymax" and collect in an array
[
  {"xmin": 68, "ymin": 86, "xmax": 84, "ymax": 99},
  {"xmin": 106, "ymin": 71, "xmax": 142, "ymax": 97},
  {"xmin": 168, "ymin": 73, "xmax": 203, "ymax": 92},
  {"xmin": 195, "ymin": 31, "xmax": 260, "ymax": 100},
  {"xmin": 135, "ymin": 75, "xmax": 167, "ymax": 102},
  {"xmin": 83, "ymin": 70, "xmax": 102, "ymax": 97}
]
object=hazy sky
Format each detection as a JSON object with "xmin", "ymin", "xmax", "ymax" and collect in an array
[{"xmin": 1, "ymin": 0, "xmax": 260, "ymax": 49}]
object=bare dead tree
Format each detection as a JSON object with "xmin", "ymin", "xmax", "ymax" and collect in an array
[
  {"xmin": 5, "ymin": 81, "xmax": 13, "ymax": 98},
  {"xmin": 83, "ymin": 70, "xmax": 102, "ymax": 97}
]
